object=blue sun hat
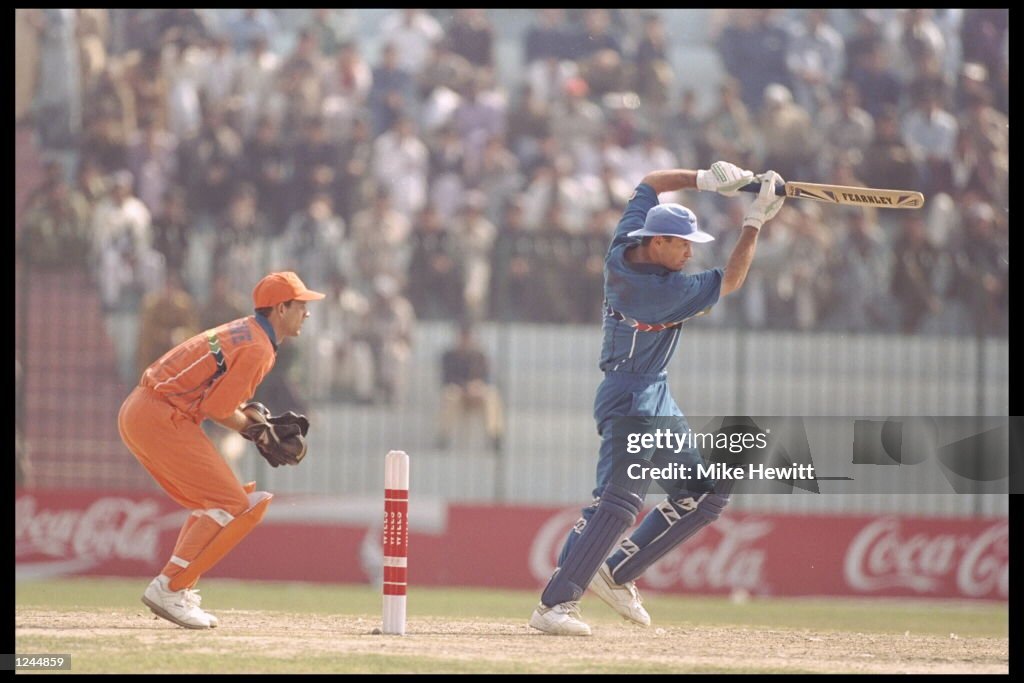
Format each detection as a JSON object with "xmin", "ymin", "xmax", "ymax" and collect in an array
[{"xmin": 627, "ymin": 203, "xmax": 714, "ymax": 242}]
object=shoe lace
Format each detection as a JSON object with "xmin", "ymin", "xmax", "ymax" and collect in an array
[
  {"xmin": 558, "ymin": 600, "xmax": 583, "ymax": 618},
  {"xmin": 623, "ymin": 580, "xmax": 643, "ymax": 605},
  {"xmin": 181, "ymin": 588, "xmax": 202, "ymax": 610}
]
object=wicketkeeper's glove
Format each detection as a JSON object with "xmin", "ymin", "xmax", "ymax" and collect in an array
[{"xmin": 240, "ymin": 405, "xmax": 310, "ymax": 467}]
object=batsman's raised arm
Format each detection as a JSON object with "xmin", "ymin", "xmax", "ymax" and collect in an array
[{"xmin": 721, "ymin": 171, "xmax": 786, "ymax": 297}]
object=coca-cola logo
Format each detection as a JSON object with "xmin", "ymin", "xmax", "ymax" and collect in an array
[
  {"xmin": 16, "ymin": 495, "xmax": 184, "ymax": 572},
  {"xmin": 844, "ymin": 518, "xmax": 1009, "ymax": 598},
  {"xmin": 528, "ymin": 509, "xmax": 769, "ymax": 592}
]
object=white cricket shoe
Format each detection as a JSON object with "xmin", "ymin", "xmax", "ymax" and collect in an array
[
  {"xmin": 529, "ymin": 601, "xmax": 592, "ymax": 636},
  {"xmin": 589, "ymin": 564, "xmax": 651, "ymax": 626},
  {"xmin": 142, "ymin": 575, "xmax": 216, "ymax": 630}
]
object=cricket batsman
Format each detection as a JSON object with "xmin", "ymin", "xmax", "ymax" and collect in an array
[{"xmin": 530, "ymin": 162, "xmax": 786, "ymax": 635}]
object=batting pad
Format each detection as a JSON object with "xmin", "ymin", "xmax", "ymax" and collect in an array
[
  {"xmin": 541, "ymin": 482, "xmax": 645, "ymax": 607},
  {"xmin": 609, "ymin": 490, "xmax": 729, "ymax": 584},
  {"xmin": 168, "ymin": 491, "xmax": 273, "ymax": 591}
]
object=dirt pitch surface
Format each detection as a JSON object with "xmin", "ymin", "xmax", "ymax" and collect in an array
[{"xmin": 16, "ymin": 609, "xmax": 1008, "ymax": 674}]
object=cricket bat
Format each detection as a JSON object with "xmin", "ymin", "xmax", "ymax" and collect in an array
[{"xmin": 738, "ymin": 180, "xmax": 925, "ymax": 209}]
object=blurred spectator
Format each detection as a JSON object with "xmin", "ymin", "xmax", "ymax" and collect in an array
[
  {"xmin": 407, "ymin": 203, "xmax": 461, "ymax": 321},
  {"xmin": 20, "ymin": 173, "xmax": 92, "ymax": 269},
  {"xmin": 758, "ymin": 83, "xmax": 817, "ymax": 182},
  {"xmin": 505, "ymin": 83, "xmax": 552, "ymax": 167},
  {"xmin": 946, "ymin": 202, "xmax": 1008, "ymax": 336},
  {"xmin": 846, "ymin": 37, "xmax": 902, "ymax": 120},
  {"xmin": 569, "ymin": 9, "xmax": 622, "ymax": 61},
  {"xmin": 308, "ymin": 272, "xmax": 375, "ymax": 403},
  {"xmin": 211, "ymin": 183, "xmax": 272, "ymax": 297},
  {"xmin": 200, "ymin": 272, "xmax": 248, "ymax": 332},
  {"xmin": 821, "ymin": 209, "xmax": 893, "ymax": 332},
  {"xmin": 77, "ymin": 9, "xmax": 110, "ymax": 98},
  {"xmin": 163, "ymin": 35, "xmax": 205, "ymax": 141},
  {"xmin": 91, "ymin": 170, "xmax": 163, "ymax": 383},
  {"xmin": 322, "ymin": 41, "xmax": 373, "ymax": 136},
  {"xmin": 241, "ymin": 116, "xmax": 291, "ymax": 228},
  {"xmin": 274, "ymin": 192, "xmax": 349, "ymax": 290},
  {"xmin": 549, "ymin": 77, "xmax": 604, "ymax": 168},
  {"xmin": 633, "ymin": 13, "xmax": 674, "ymax": 116},
  {"xmin": 378, "ymin": 9, "xmax": 443, "ymax": 76},
  {"xmin": 123, "ymin": 47, "xmax": 168, "ymax": 134},
  {"xmin": 306, "ymin": 8, "xmax": 355, "ymax": 57},
  {"xmin": 233, "ymin": 36, "xmax": 281, "ymax": 136},
  {"xmin": 427, "ymin": 124, "xmax": 466, "ymax": 222},
  {"xmin": 703, "ymin": 78, "xmax": 759, "ymax": 171},
  {"xmin": 445, "ymin": 9, "xmax": 494, "ymax": 68},
  {"xmin": 290, "ymin": 116, "xmax": 339, "ymax": 216},
  {"xmin": 126, "ymin": 117, "xmax": 178, "ymax": 215},
  {"xmin": 373, "ymin": 116, "xmax": 429, "ymax": 220},
  {"xmin": 450, "ymin": 191, "xmax": 498, "ymax": 322},
  {"xmin": 785, "ymin": 9, "xmax": 844, "ymax": 116},
  {"xmin": 960, "ymin": 9, "xmax": 1007, "ymax": 91},
  {"xmin": 471, "ymin": 137, "xmax": 522, "ymax": 224},
  {"xmin": 349, "ymin": 187, "xmax": 412, "ymax": 284},
  {"xmin": 27, "ymin": 9, "xmax": 82, "ymax": 150},
  {"xmin": 16, "ymin": 9, "xmax": 41, "ymax": 123},
  {"xmin": 200, "ymin": 35, "xmax": 238, "ymax": 109},
  {"xmin": 859, "ymin": 106, "xmax": 920, "ymax": 197},
  {"xmin": 135, "ymin": 269, "xmax": 199, "ymax": 378},
  {"xmin": 817, "ymin": 81, "xmax": 874, "ymax": 175},
  {"xmin": 437, "ymin": 323, "xmax": 504, "ymax": 452},
  {"xmin": 224, "ymin": 8, "xmax": 277, "ymax": 53},
  {"xmin": 716, "ymin": 9, "xmax": 792, "ymax": 115},
  {"xmin": 365, "ymin": 275, "xmax": 416, "ymax": 406},
  {"xmin": 150, "ymin": 185, "xmax": 192, "ymax": 275},
  {"xmin": 452, "ymin": 73, "xmax": 507, "ymax": 177},
  {"xmin": 334, "ymin": 116, "xmax": 375, "ymax": 228},
  {"xmin": 901, "ymin": 83, "xmax": 958, "ymax": 197},
  {"xmin": 896, "ymin": 9, "xmax": 946, "ymax": 85},
  {"xmin": 368, "ymin": 42, "xmax": 415, "ymax": 136},
  {"xmin": 891, "ymin": 213, "xmax": 942, "ymax": 334},
  {"xmin": 524, "ymin": 8, "xmax": 570, "ymax": 64},
  {"xmin": 491, "ymin": 196, "xmax": 545, "ymax": 321},
  {"xmin": 177, "ymin": 105, "xmax": 243, "ymax": 219}
]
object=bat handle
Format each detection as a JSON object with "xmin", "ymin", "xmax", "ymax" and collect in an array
[{"xmin": 738, "ymin": 181, "xmax": 786, "ymax": 197}]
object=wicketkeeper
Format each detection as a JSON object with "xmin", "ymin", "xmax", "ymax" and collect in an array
[
  {"xmin": 118, "ymin": 271, "xmax": 324, "ymax": 629},
  {"xmin": 530, "ymin": 162, "xmax": 786, "ymax": 635}
]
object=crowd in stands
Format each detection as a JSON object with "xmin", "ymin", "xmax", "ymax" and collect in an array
[{"xmin": 16, "ymin": 9, "xmax": 1009, "ymax": 395}]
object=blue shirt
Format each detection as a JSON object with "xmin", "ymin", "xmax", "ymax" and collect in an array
[{"xmin": 599, "ymin": 184, "xmax": 723, "ymax": 375}]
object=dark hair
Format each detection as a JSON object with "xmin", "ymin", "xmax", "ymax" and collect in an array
[
  {"xmin": 641, "ymin": 236, "xmax": 654, "ymax": 246},
  {"xmin": 254, "ymin": 300, "xmax": 295, "ymax": 317}
]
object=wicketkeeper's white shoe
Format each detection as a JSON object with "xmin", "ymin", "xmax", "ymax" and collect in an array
[
  {"xmin": 142, "ymin": 575, "xmax": 216, "ymax": 630},
  {"xmin": 529, "ymin": 601, "xmax": 592, "ymax": 636},
  {"xmin": 589, "ymin": 564, "xmax": 651, "ymax": 626}
]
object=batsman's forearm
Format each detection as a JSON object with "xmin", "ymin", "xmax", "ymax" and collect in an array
[
  {"xmin": 640, "ymin": 169, "xmax": 698, "ymax": 194},
  {"xmin": 721, "ymin": 227, "xmax": 760, "ymax": 297}
]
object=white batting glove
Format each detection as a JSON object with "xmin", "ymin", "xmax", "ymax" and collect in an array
[
  {"xmin": 742, "ymin": 171, "xmax": 786, "ymax": 230},
  {"xmin": 696, "ymin": 160, "xmax": 755, "ymax": 197}
]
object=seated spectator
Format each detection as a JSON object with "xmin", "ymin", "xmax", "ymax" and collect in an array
[{"xmin": 437, "ymin": 323, "xmax": 504, "ymax": 453}]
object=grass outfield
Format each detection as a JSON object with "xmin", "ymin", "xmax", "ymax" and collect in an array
[{"xmin": 15, "ymin": 578, "xmax": 1009, "ymax": 674}]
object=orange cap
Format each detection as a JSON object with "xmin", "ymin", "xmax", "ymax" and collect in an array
[{"xmin": 252, "ymin": 271, "xmax": 326, "ymax": 308}]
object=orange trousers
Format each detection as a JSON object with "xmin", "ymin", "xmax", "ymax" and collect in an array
[{"xmin": 118, "ymin": 386, "xmax": 250, "ymax": 585}]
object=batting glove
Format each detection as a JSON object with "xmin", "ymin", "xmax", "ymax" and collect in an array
[
  {"xmin": 742, "ymin": 171, "xmax": 786, "ymax": 230},
  {"xmin": 696, "ymin": 161, "xmax": 755, "ymax": 197}
]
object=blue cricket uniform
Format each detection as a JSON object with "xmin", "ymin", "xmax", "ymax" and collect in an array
[{"xmin": 591, "ymin": 183, "xmax": 723, "ymax": 499}]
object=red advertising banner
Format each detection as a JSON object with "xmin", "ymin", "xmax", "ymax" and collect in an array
[{"xmin": 16, "ymin": 489, "xmax": 1007, "ymax": 601}]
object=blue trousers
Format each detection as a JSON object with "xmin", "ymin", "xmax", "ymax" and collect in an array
[{"xmin": 557, "ymin": 371, "xmax": 714, "ymax": 565}]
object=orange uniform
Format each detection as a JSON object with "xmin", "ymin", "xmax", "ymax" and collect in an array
[
  {"xmin": 122, "ymin": 271, "xmax": 324, "ymax": 620},
  {"xmin": 119, "ymin": 313, "xmax": 280, "ymax": 588}
]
